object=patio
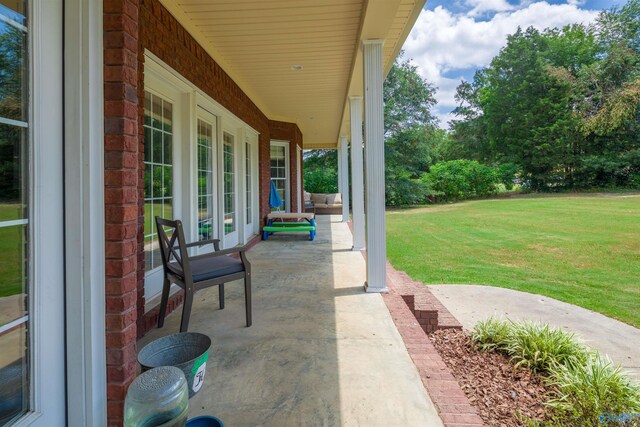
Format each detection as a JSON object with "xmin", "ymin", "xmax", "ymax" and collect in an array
[{"xmin": 139, "ymin": 215, "xmax": 443, "ymax": 426}]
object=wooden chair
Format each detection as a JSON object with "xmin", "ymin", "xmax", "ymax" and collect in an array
[{"xmin": 155, "ymin": 217, "xmax": 252, "ymax": 332}]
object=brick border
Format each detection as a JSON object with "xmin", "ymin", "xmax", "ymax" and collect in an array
[{"xmin": 383, "ymin": 262, "xmax": 484, "ymax": 427}]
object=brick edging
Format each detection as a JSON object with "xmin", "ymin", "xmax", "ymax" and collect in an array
[{"xmin": 383, "ymin": 263, "xmax": 485, "ymax": 427}]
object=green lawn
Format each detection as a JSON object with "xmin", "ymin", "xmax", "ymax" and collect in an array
[
  {"xmin": 0, "ymin": 204, "xmax": 25, "ymax": 298},
  {"xmin": 387, "ymin": 195, "xmax": 640, "ymax": 328}
]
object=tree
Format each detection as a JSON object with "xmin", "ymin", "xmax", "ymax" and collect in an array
[
  {"xmin": 383, "ymin": 55, "xmax": 439, "ymax": 205},
  {"xmin": 448, "ymin": 2, "xmax": 640, "ymax": 190},
  {"xmin": 303, "ymin": 149, "xmax": 338, "ymax": 193}
]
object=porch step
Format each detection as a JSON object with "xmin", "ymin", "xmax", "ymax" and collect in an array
[{"xmin": 386, "ymin": 262, "xmax": 463, "ymax": 333}]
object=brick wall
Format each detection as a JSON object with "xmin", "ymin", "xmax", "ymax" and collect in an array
[
  {"xmin": 268, "ymin": 120, "xmax": 304, "ymax": 213},
  {"xmin": 104, "ymin": 1, "xmax": 140, "ymax": 426}
]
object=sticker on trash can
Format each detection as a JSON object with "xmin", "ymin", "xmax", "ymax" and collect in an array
[{"xmin": 192, "ymin": 351, "xmax": 209, "ymax": 393}]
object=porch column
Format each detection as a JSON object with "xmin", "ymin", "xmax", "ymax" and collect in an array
[
  {"xmin": 349, "ymin": 96, "xmax": 365, "ymax": 251},
  {"xmin": 339, "ymin": 136, "xmax": 350, "ymax": 222},
  {"xmin": 363, "ymin": 40, "xmax": 388, "ymax": 292},
  {"xmin": 337, "ymin": 147, "xmax": 343, "ymax": 194}
]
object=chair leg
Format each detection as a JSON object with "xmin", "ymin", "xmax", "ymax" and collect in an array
[
  {"xmin": 158, "ymin": 278, "xmax": 171, "ymax": 328},
  {"xmin": 180, "ymin": 287, "xmax": 194, "ymax": 333},
  {"xmin": 244, "ymin": 273, "xmax": 252, "ymax": 327},
  {"xmin": 219, "ymin": 284, "xmax": 225, "ymax": 309}
]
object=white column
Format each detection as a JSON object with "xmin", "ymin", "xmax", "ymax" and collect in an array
[
  {"xmin": 337, "ymin": 147, "xmax": 343, "ymax": 194},
  {"xmin": 363, "ymin": 40, "xmax": 387, "ymax": 292},
  {"xmin": 349, "ymin": 96, "xmax": 365, "ymax": 251},
  {"xmin": 339, "ymin": 136, "xmax": 350, "ymax": 222}
]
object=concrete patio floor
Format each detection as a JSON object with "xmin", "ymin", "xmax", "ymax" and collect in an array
[{"xmin": 139, "ymin": 215, "xmax": 443, "ymax": 426}]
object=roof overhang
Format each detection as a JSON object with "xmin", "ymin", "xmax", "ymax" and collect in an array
[{"xmin": 159, "ymin": 0, "xmax": 425, "ymax": 148}]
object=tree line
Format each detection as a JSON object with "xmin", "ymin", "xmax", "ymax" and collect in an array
[{"xmin": 304, "ymin": 0, "xmax": 639, "ymax": 205}]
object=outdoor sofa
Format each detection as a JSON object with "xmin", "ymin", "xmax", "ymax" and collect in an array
[{"xmin": 304, "ymin": 191, "xmax": 343, "ymax": 215}]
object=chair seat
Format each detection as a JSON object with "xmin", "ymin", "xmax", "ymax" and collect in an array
[{"xmin": 169, "ymin": 255, "xmax": 244, "ymax": 282}]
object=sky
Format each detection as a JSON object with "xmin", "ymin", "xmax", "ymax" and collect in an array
[{"xmin": 401, "ymin": 0, "xmax": 630, "ymax": 128}]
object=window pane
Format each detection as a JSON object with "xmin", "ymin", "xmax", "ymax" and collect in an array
[
  {"xmin": 223, "ymin": 134, "xmax": 235, "ymax": 234},
  {"xmin": 152, "ymin": 130, "xmax": 162, "ymax": 164},
  {"xmin": 196, "ymin": 119, "xmax": 214, "ymax": 241},
  {"xmin": 245, "ymin": 142, "xmax": 251, "ymax": 225},
  {"xmin": 143, "ymin": 92, "xmax": 173, "ymax": 272},
  {"xmin": 0, "ymin": 2, "xmax": 29, "ymax": 423},
  {"xmin": 0, "ymin": 124, "xmax": 26, "ymax": 222},
  {"xmin": 0, "ymin": 323, "xmax": 28, "ymax": 425},
  {"xmin": 0, "ymin": 7, "xmax": 28, "ymax": 122},
  {"xmin": 143, "ymin": 127, "xmax": 151, "ymax": 163},
  {"xmin": 270, "ymin": 144, "xmax": 287, "ymax": 212}
]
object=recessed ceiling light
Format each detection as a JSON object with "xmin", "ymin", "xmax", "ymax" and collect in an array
[{"xmin": 290, "ymin": 65, "xmax": 303, "ymax": 71}]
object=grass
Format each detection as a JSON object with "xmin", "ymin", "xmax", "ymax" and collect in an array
[
  {"xmin": 387, "ymin": 194, "xmax": 640, "ymax": 328},
  {"xmin": 0, "ymin": 204, "xmax": 25, "ymax": 298}
]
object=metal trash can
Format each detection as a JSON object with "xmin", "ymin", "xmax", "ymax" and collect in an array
[{"xmin": 138, "ymin": 332, "xmax": 211, "ymax": 398}]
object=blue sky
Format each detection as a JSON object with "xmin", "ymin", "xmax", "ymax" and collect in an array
[{"xmin": 401, "ymin": 0, "xmax": 630, "ymax": 127}]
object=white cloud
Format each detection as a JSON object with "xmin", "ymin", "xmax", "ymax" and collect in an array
[
  {"xmin": 402, "ymin": 1, "xmax": 600, "ymax": 127},
  {"xmin": 465, "ymin": 0, "xmax": 516, "ymax": 17}
]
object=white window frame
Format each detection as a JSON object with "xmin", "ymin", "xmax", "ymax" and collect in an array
[
  {"xmin": 270, "ymin": 140, "xmax": 290, "ymax": 213},
  {"xmin": 296, "ymin": 145, "xmax": 302, "ymax": 213},
  {"xmin": 194, "ymin": 108, "xmax": 218, "ymax": 250},
  {"xmin": 243, "ymin": 131, "xmax": 259, "ymax": 242},
  {"xmin": 143, "ymin": 61, "xmax": 190, "ymax": 303}
]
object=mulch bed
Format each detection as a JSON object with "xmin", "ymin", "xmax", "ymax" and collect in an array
[{"xmin": 429, "ymin": 329, "xmax": 551, "ymax": 427}]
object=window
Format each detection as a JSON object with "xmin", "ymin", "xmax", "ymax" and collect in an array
[
  {"xmin": 197, "ymin": 119, "xmax": 214, "ymax": 240},
  {"xmin": 0, "ymin": 1, "xmax": 30, "ymax": 423},
  {"xmin": 223, "ymin": 132, "xmax": 235, "ymax": 235},
  {"xmin": 143, "ymin": 91, "xmax": 173, "ymax": 272},
  {"xmin": 270, "ymin": 143, "xmax": 288, "ymax": 212},
  {"xmin": 245, "ymin": 142, "xmax": 252, "ymax": 225}
]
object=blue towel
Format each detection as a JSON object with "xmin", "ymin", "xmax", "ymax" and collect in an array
[{"xmin": 269, "ymin": 180, "xmax": 283, "ymax": 209}]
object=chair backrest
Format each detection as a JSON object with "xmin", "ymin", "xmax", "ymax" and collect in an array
[{"xmin": 155, "ymin": 217, "xmax": 192, "ymax": 280}]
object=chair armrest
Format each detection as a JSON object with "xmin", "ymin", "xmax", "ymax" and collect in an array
[
  {"xmin": 185, "ymin": 239, "xmax": 220, "ymax": 250},
  {"xmin": 189, "ymin": 245, "xmax": 248, "ymax": 261}
]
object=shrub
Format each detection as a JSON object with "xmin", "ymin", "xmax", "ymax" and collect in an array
[
  {"xmin": 471, "ymin": 316, "xmax": 511, "ymax": 351},
  {"xmin": 504, "ymin": 321, "xmax": 589, "ymax": 372},
  {"xmin": 424, "ymin": 160, "xmax": 499, "ymax": 201},
  {"xmin": 546, "ymin": 353, "xmax": 640, "ymax": 426},
  {"xmin": 496, "ymin": 162, "xmax": 520, "ymax": 190},
  {"xmin": 385, "ymin": 169, "xmax": 433, "ymax": 206}
]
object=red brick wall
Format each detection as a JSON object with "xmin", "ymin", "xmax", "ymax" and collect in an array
[
  {"xmin": 268, "ymin": 120, "xmax": 304, "ymax": 213},
  {"xmin": 104, "ymin": 1, "xmax": 140, "ymax": 426}
]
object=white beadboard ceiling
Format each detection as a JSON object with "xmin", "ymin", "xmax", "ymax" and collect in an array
[{"xmin": 161, "ymin": 0, "xmax": 425, "ymax": 148}]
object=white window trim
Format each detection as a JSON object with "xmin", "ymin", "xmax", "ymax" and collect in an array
[
  {"xmin": 270, "ymin": 140, "xmax": 290, "ymax": 213},
  {"xmin": 194, "ymin": 107, "xmax": 219, "ymax": 252},
  {"xmin": 62, "ymin": 0, "xmax": 107, "ymax": 425},
  {"xmin": 142, "ymin": 85, "xmax": 185, "ymax": 301},
  {"xmin": 243, "ymin": 130, "xmax": 259, "ymax": 241},
  {"xmin": 297, "ymin": 145, "xmax": 302, "ymax": 213}
]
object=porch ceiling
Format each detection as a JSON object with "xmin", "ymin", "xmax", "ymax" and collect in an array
[{"xmin": 159, "ymin": 0, "xmax": 425, "ymax": 148}]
